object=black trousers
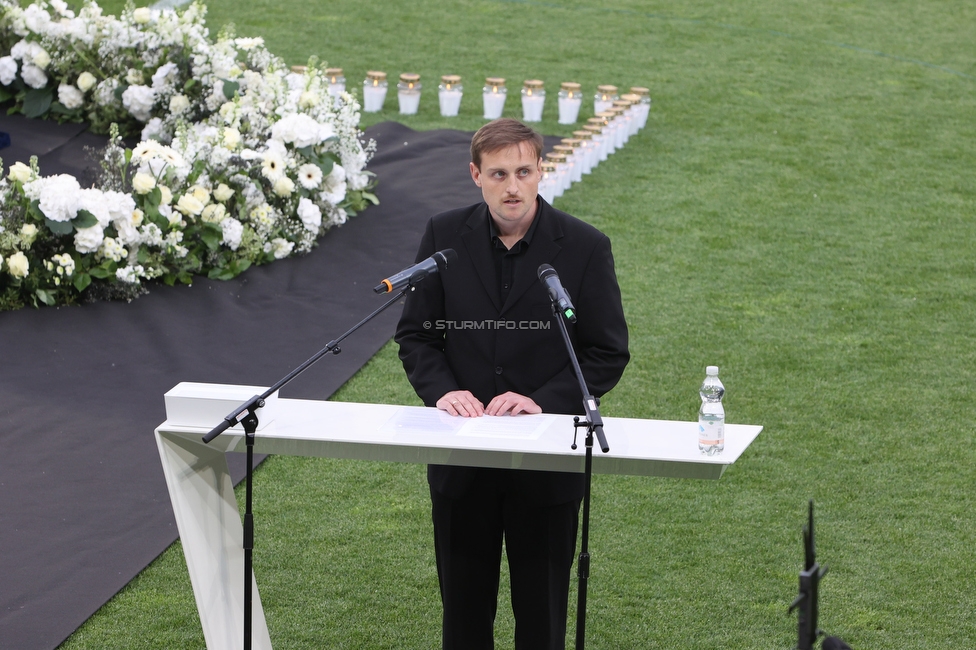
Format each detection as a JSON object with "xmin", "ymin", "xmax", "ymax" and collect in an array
[{"xmin": 430, "ymin": 468, "xmax": 581, "ymax": 650}]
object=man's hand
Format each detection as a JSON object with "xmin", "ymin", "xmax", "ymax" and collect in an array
[
  {"xmin": 485, "ymin": 392, "xmax": 542, "ymax": 416},
  {"xmin": 436, "ymin": 390, "xmax": 485, "ymax": 417}
]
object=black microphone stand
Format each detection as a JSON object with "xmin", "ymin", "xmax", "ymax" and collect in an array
[
  {"xmin": 549, "ymin": 303, "xmax": 610, "ymax": 650},
  {"xmin": 201, "ymin": 286, "xmax": 410, "ymax": 650}
]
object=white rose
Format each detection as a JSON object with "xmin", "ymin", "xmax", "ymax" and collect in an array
[
  {"xmin": 169, "ymin": 94, "xmax": 190, "ymax": 115},
  {"xmin": 131, "ymin": 172, "xmax": 156, "ymax": 194},
  {"xmin": 299, "ymin": 91, "xmax": 318, "ymax": 109},
  {"xmin": 159, "ymin": 185, "xmax": 173, "ymax": 205},
  {"xmin": 58, "ymin": 84, "xmax": 84, "ymax": 110},
  {"xmin": 133, "ymin": 7, "xmax": 152, "ymax": 24},
  {"xmin": 176, "ymin": 193, "xmax": 205, "ymax": 216},
  {"xmin": 222, "ymin": 127, "xmax": 240, "ymax": 149},
  {"xmin": 76, "ymin": 71, "xmax": 97, "ymax": 92},
  {"xmin": 273, "ymin": 176, "xmax": 295, "ymax": 197},
  {"xmin": 213, "ymin": 183, "xmax": 235, "ymax": 202},
  {"xmin": 201, "ymin": 203, "xmax": 226, "ymax": 223},
  {"xmin": 32, "ymin": 48, "xmax": 51, "ymax": 70},
  {"xmin": 8, "ymin": 161, "xmax": 33, "ymax": 183},
  {"xmin": 297, "ymin": 197, "xmax": 321, "ymax": 232},
  {"xmin": 20, "ymin": 223, "xmax": 38, "ymax": 244},
  {"xmin": 7, "ymin": 251, "xmax": 29, "ymax": 278}
]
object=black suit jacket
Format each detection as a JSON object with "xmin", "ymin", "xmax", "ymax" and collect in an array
[{"xmin": 395, "ymin": 198, "xmax": 630, "ymax": 506}]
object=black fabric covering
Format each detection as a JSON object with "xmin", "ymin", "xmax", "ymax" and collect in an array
[{"xmin": 0, "ymin": 119, "xmax": 535, "ymax": 649}]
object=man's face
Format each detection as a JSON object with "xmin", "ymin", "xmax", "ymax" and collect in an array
[{"xmin": 470, "ymin": 142, "xmax": 542, "ymax": 232}]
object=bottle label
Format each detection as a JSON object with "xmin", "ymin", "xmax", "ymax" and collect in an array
[{"xmin": 698, "ymin": 420, "xmax": 725, "ymax": 445}]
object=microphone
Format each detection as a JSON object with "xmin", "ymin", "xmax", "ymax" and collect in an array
[
  {"xmin": 374, "ymin": 249, "xmax": 457, "ymax": 293},
  {"xmin": 538, "ymin": 263, "xmax": 577, "ymax": 323}
]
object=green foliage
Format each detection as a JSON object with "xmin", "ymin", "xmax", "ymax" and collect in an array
[{"xmin": 59, "ymin": 1, "xmax": 975, "ymax": 649}]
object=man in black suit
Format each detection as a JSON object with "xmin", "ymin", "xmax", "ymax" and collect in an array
[{"xmin": 395, "ymin": 118, "xmax": 629, "ymax": 650}]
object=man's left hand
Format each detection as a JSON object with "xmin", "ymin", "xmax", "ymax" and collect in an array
[{"xmin": 485, "ymin": 392, "xmax": 542, "ymax": 416}]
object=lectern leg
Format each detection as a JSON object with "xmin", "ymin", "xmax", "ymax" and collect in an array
[{"xmin": 155, "ymin": 431, "xmax": 273, "ymax": 650}]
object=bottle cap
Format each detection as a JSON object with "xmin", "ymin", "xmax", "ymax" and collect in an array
[{"xmin": 707, "ymin": 366, "xmax": 719, "ymax": 375}]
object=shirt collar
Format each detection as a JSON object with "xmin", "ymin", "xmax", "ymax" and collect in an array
[{"xmin": 487, "ymin": 198, "xmax": 542, "ymax": 248}]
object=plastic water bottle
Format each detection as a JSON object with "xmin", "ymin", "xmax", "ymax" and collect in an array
[{"xmin": 698, "ymin": 366, "xmax": 725, "ymax": 455}]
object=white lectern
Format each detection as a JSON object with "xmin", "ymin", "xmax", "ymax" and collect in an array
[{"xmin": 156, "ymin": 382, "xmax": 763, "ymax": 650}]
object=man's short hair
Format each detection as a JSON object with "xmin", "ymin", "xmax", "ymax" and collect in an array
[{"xmin": 470, "ymin": 118, "xmax": 544, "ymax": 169}]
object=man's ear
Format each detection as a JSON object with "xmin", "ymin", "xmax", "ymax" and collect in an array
[{"xmin": 470, "ymin": 161, "xmax": 482, "ymax": 187}]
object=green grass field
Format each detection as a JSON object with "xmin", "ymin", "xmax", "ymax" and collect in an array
[{"xmin": 60, "ymin": 1, "xmax": 974, "ymax": 648}]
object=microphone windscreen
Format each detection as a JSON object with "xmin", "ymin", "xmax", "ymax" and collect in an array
[{"xmin": 434, "ymin": 248, "xmax": 457, "ymax": 271}]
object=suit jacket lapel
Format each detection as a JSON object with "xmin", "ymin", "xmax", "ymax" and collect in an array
[
  {"xmin": 501, "ymin": 202, "xmax": 564, "ymax": 316},
  {"xmin": 460, "ymin": 205, "xmax": 502, "ymax": 312}
]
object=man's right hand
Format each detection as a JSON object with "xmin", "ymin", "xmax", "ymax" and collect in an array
[{"xmin": 436, "ymin": 390, "xmax": 485, "ymax": 417}]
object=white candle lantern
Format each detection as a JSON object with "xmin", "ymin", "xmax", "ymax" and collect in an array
[
  {"xmin": 540, "ymin": 162, "xmax": 557, "ymax": 205},
  {"xmin": 438, "ymin": 75, "xmax": 463, "ymax": 117},
  {"xmin": 621, "ymin": 93, "xmax": 642, "ymax": 136},
  {"xmin": 572, "ymin": 130, "xmax": 595, "ymax": 175},
  {"xmin": 553, "ymin": 145, "xmax": 579, "ymax": 190},
  {"xmin": 397, "ymin": 72, "xmax": 422, "ymax": 115},
  {"xmin": 594, "ymin": 84, "xmax": 618, "ymax": 115},
  {"xmin": 611, "ymin": 103, "xmax": 631, "ymax": 147},
  {"xmin": 560, "ymin": 139, "xmax": 585, "ymax": 183},
  {"xmin": 482, "ymin": 77, "xmax": 507, "ymax": 119},
  {"xmin": 545, "ymin": 152, "xmax": 568, "ymax": 197},
  {"xmin": 325, "ymin": 67, "xmax": 345, "ymax": 98},
  {"xmin": 595, "ymin": 112, "xmax": 618, "ymax": 156},
  {"xmin": 521, "ymin": 79, "xmax": 545, "ymax": 123},
  {"xmin": 630, "ymin": 86, "xmax": 651, "ymax": 130},
  {"xmin": 589, "ymin": 116, "xmax": 612, "ymax": 160},
  {"xmin": 557, "ymin": 81, "xmax": 582, "ymax": 125},
  {"xmin": 362, "ymin": 71, "xmax": 388, "ymax": 113},
  {"xmin": 582, "ymin": 124, "xmax": 604, "ymax": 169}
]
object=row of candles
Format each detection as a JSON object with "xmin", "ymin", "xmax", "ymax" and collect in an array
[
  {"xmin": 303, "ymin": 67, "xmax": 650, "ymax": 204},
  {"xmin": 537, "ymin": 94, "xmax": 648, "ymax": 205},
  {"xmin": 306, "ymin": 67, "xmax": 650, "ymax": 126}
]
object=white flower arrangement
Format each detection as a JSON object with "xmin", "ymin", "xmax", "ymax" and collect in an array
[{"xmin": 0, "ymin": 0, "xmax": 378, "ymax": 310}]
